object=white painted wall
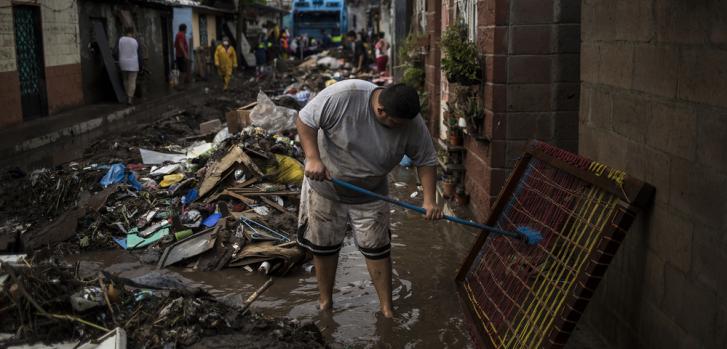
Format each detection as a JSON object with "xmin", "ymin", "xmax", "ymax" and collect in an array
[{"xmin": 41, "ymin": 0, "xmax": 81, "ymax": 66}]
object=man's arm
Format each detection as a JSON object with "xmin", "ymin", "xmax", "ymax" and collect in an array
[
  {"xmin": 417, "ymin": 165, "xmax": 443, "ymax": 220},
  {"xmin": 296, "ymin": 115, "xmax": 330, "ymax": 181}
]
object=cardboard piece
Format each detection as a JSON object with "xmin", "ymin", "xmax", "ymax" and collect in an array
[{"xmin": 225, "ymin": 102, "xmax": 256, "ymax": 134}]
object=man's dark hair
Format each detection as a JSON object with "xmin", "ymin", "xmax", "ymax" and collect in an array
[
  {"xmin": 379, "ymin": 83, "xmax": 420, "ymax": 119},
  {"xmin": 124, "ymin": 27, "xmax": 134, "ymax": 35},
  {"xmin": 179, "ymin": 23, "xmax": 187, "ymax": 32},
  {"xmin": 379, "ymin": 32, "xmax": 385, "ymax": 39},
  {"xmin": 346, "ymin": 30, "xmax": 356, "ymax": 38}
]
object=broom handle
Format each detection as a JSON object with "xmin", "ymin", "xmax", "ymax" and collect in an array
[{"xmin": 331, "ymin": 178, "xmax": 520, "ymax": 239}]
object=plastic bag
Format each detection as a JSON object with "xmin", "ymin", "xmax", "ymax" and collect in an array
[
  {"xmin": 100, "ymin": 163, "xmax": 143, "ymax": 191},
  {"xmin": 265, "ymin": 154, "xmax": 304, "ymax": 185},
  {"xmin": 100, "ymin": 164, "xmax": 125, "ymax": 188},
  {"xmin": 159, "ymin": 174, "xmax": 185, "ymax": 188},
  {"xmin": 249, "ymin": 91, "xmax": 297, "ymax": 133}
]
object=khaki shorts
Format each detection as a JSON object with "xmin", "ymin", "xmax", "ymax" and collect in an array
[{"xmin": 297, "ymin": 178, "xmax": 391, "ymax": 259}]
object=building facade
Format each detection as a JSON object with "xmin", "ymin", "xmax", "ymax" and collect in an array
[
  {"xmin": 0, "ymin": 0, "xmax": 84, "ymax": 127},
  {"xmin": 419, "ymin": 0, "xmax": 727, "ymax": 347}
]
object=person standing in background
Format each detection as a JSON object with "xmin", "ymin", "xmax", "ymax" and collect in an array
[
  {"xmin": 320, "ymin": 29, "xmax": 332, "ymax": 49},
  {"xmin": 118, "ymin": 27, "xmax": 139, "ymax": 105},
  {"xmin": 214, "ymin": 37, "xmax": 237, "ymax": 91},
  {"xmin": 374, "ymin": 32, "xmax": 389, "ymax": 74},
  {"xmin": 255, "ymin": 33, "xmax": 269, "ymax": 79},
  {"xmin": 346, "ymin": 31, "xmax": 368, "ymax": 72},
  {"xmin": 174, "ymin": 24, "xmax": 190, "ymax": 86}
]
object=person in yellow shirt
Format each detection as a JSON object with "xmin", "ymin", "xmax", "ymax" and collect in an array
[{"xmin": 214, "ymin": 37, "xmax": 237, "ymax": 90}]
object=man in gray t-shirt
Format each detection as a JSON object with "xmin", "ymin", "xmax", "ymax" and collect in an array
[{"xmin": 296, "ymin": 80, "xmax": 441, "ymax": 318}]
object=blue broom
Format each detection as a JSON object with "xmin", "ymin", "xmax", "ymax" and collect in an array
[{"xmin": 331, "ymin": 178, "xmax": 543, "ymax": 245}]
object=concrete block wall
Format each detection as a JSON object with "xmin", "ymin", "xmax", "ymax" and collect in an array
[
  {"xmin": 449, "ymin": 0, "xmax": 581, "ymax": 221},
  {"xmin": 579, "ymin": 0, "xmax": 727, "ymax": 347}
]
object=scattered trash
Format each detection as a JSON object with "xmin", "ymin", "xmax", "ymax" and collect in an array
[
  {"xmin": 410, "ymin": 191, "xmax": 419, "ymax": 198},
  {"xmin": 70, "ymin": 286, "xmax": 105, "ymax": 312},
  {"xmin": 0, "ymin": 254, "xmax": 27, "ymax": 266},
  {"xmin": 77, "ymin": 327, "xmax": 127, "ymax": 349},
  {"xmin": 181, "ymin": 210, "xmax": 203, "ymax": 228},
  {"xmin": 158, "ymin": 229, "xmax": 217, "ymax": 268},
  {"xmin": 127, "ymin": 226, "xmax": 170, "ymax": 249},
  {"xmin": 100, "ymin": 164, "xmax": 126, "ymax": 188},
  {"xmin": 199, "ymin": 119, "xmax": 222, "ymax": 134},
  {"xmin": 159, "ymin": 173, "xmax": 184, "ymax": 188},
  {"xmin": 174, "ymin": 229, "xmax": 193, "ymax": 241},
  {"xmin": 185, "ymin": 142, "xmax": 213, "ymax": 159},
  {"xmin": 202, "ymin": 213, "xmax": 222, "ymax": 227},
  {"xmin": 139, "ymin": 148, "xmax": 186, "ymax": 165},
  {"xmin": 265, "ymin": 154, "xmax": 305, "ymax": 185},
  {"xmin": 253, "ymin": 206, "xmax": 270, "ymax": 216},
  {"xmin": 149, "ymin": 164, "xmax": 180, "ymax": 176},
  {"xmin": 249, "ymin": 91, "xmax": 297, "ymax": 133},
  {"xmin": 213, "ymin": 127, "xmax": 231, "ymax": 145}
]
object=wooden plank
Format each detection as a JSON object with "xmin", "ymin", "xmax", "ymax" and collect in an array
[
  {"xmin": 93, "ymin": 21, "xmax": 126, "ymax": 103},
  {"xmin": 234, "ymin": 176, "xmax": 260, "ymax": 188},
  {"xmin": 220, "ymin": 190, "xmax": 256, "ymax": 206},
  {"xmin": 260, "ymin": 196, "xmax": 295, "ymax": 218}
]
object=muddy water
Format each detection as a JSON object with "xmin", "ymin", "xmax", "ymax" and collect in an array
[{"xmin": 75, "ymin": 167, "xmax": 477, "ymax": 348}]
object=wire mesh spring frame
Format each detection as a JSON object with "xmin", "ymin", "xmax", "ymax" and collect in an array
[{"xmin": 455, "ymin": 140, "xmax": 655, "ymax": 349}]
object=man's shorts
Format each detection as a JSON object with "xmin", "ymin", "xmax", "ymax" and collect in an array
[{"xmin": 297, "ymin": 178, "xmax": 391, "ymax": 259}]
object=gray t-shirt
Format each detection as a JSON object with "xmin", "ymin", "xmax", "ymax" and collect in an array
[{"xmin": 298, "ymin": 79, "xmax": 437, "ymax": 204}]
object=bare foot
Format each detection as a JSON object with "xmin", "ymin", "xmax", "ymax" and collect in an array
[{"xmin": 381, "ymin": 306, "xmax": 394, "ymax": 318}]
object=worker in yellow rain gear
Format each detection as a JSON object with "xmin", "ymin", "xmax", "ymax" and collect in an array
[{"xmin": 214, "ymin": 37, "xmax": 237, "ymax": 90}]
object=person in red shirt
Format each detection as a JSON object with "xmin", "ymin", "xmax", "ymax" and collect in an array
[{"xmin": 175, "ymin": 23, "xmax": 189, "ymax": 85}]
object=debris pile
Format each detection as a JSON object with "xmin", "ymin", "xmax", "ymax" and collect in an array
[
  {"xmin": 0, "ymin": 259, "xmax": 324, "ymax": 348},
  {"xmin": 295, "ymin": 50, "xmax": 392, "ymax": 87},
  {"xmin": 0, "ymin": 53, "xmax": 394, "ymax": 347}
]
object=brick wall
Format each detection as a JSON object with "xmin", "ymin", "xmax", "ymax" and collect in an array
[
  {"xmin": 445, "ymin": 0, "xmax": 581, "ymax": 221},
  {"xmin": 424, "ymin": 0, "xmax": 441, "ymax": 136},
  {"xmin": 578, "ymin": 0, "xmax": 727, "ymax": 347}
]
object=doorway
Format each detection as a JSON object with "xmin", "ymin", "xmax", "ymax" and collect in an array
[{"xmin": 13, "ymin": 5, "xmax": 48, "ymax": 120}]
